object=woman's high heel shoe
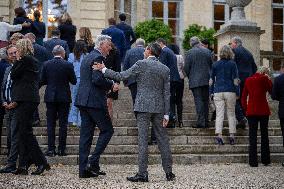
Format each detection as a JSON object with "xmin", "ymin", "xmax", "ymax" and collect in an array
[
  {"xmin": 178, "ymin": 121, "xmax": 183, "ymax": 128},
  {"xmin": 215, "ymin": 137, "xmax": 224, "ymax": 145}
]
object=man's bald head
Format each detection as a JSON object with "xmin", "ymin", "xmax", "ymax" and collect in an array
[{"xmin": 24, "ymin": 33, "xmax": 36, "ymax": 43}]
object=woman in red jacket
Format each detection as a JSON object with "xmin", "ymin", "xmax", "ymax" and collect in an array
[{"xmin": 241, "ymin": 66, "xmax": 272, "ymax": 167}]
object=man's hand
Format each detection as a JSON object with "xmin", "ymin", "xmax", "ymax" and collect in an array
[
  {"xmin": 22, "ymin": 22, "xmax": 31, "ymax": 28},
  {"xmin": 112, "ymin": 83, "xmax": 120, "ymax": 92},
  {"xmin": 7, "ymin": 102, "xmax": 17, "ymax": 109},
  {"xmin": 92, "ymin": 63, "xmax": 105, "ymax": 71},
  {"xmin": 163, "ymin": 118, "xmax": 169, "ymax": 128}
]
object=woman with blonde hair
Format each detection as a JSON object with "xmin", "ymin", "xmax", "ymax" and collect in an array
[
  {"xmin": 210, "ymin": 45, "xmax": 240, "ymax": 145},
  {"xmin": 58, "ymin": 12, "xmax": 76, "ymax": 51},
  {"xmin": 241, "ymin": 66, "xmax": 272, "ymax": 167},
  {"xmin": 78, "ymin": 27, "xmax": 94, "ymax": 53},
  {"xmin": 11, "ymin": 39, "xmax": 50, "ymax": 175}
]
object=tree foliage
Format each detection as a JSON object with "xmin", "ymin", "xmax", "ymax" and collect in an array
[
  {"xmin": 134, "ymin": 19, "xmax": 172, "ymax": 44},
  {"xmin": 183, "ymin": 24, "xmax": 216, "ymax": 50}
]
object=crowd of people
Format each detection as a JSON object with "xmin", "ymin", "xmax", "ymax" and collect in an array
[{"xmin": 0, "ymin": 7, "xmax": 283, "ymax": 182}]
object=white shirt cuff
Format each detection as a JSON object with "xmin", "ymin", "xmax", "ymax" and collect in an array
[
  {"xmin": 102, "ymin": 67, "xmax": 107, "ymax": 73},
  {"xmin": 164, "ymin": 115, "xmax": 169, "ymax": 120}
]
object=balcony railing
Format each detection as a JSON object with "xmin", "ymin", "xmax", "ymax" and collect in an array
[{"xmin": 260, "ymin": 50, "xmax": 284, "ymax": 72}]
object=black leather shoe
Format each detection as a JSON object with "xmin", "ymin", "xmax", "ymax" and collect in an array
[
  {"xmin": 282, "ymin": 162, "xmax": 284, "ymax": 167},
  {"xmin": 57, "ymin": 151, "xmax": 67, "ymax": 156},
  {"xmin": 94, "ymin": 170, "xmax": 106, "ymax": 175},
  {"xmin": 178, "ymin": 121, "xmax": 183, "ymax": 128},
  {"xmin": 79, "ymin": 169, "xmax": 99, "ymax": 178},
  {"xmin": 0, "ymin": 165, "xmax": 16, "ymax": 173},
  {"xmin": 12, "ymin": 168, "xmax": 28, "ymax": 175},
  {"xmin": 166, "ymin": 172, "xmax": 175, "ymax": 181},
  {"xmin": 31, "ymin": 164, "xmax": 51, "ymax": 175},
  {"xmin": 148, "ymin": 140, "xmax": 157, "ymax": 145},
  {"xmin": 45, "ymin": 150, "xmax": 56, "ymax": 157},
  {"xmin": 127, "ymin": 173, "xmax": 149, "ymax": 182}
]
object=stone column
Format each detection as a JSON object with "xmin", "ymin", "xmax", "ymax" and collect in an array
[{"xmin": 214, "ymin": 0, "xmax": 264, "ymax": 66}]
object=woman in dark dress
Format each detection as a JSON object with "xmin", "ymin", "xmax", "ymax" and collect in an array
[
  {"xmin": 31, "ymin": 10, "xmax": 46, "ymax": 46},
  {"xmin": 78, "ymin": 27, "xmax": 94, "ymax": 53},
  {"xmin": 58, "ymin": 12, "xmax": 76, "ymax": 52},
  {"xmin": 104, "ymin": 42, "xmax": 121, "ymax": 119},
  {"xmin": 13, "ymin": 7, "xmax": 32, "ymax": 35},
  {"xmin": 12, "ymin": 39, "xmax": 49, "ymax": 175}
]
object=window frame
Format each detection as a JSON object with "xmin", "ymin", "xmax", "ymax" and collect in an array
[{"xmin": 272, "ymin": 2, "xmax": 284, "ymax": 52}]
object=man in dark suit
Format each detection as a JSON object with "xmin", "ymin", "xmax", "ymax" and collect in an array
[
  {"xmin": 75, "ymin": 35, "xmax": 118, "ymax": 178},
  {"xmin": 40, "ymin": 45, "xmax": 76, "ymax": 157},
  {"xmin": 102, "ymin": 18, "xmax": 126, "ymax": 61},
  {"xmin": 272, "ymin": 62, "xmax": 284, "ymax": 167},
  {"xmin": 123, "ymin": 38, "xmax": 145, "ymax": 105},
  {"xmin": 156, "ymin": 38, "xmax": 181, "ymax": 129},
  {"xmin": 0, "ymin": 45, "xmax": 15, "ymax": 158},
  {"xmin": 230, "ymin": 36, "xmax": 257, "ymax": 129},
  {"xmin": 116, "ymin": 13, "xmax": 136, "ymax": 51},
  {"xmin": 184, "ymin": 36, "xmax": 212, "ymax": 128},
  {"xmin": 44, "ymin": 29, "xmax": 70, "ymax": 59}
]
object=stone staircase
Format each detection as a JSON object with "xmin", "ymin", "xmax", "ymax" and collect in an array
[{"xmin": 0, "ymin": 82, "xmax": 283, "ymax": 165}]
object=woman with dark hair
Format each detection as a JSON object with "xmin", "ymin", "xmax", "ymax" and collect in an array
[
  {"xmin": 104, "ymin": 42, "xmax": 121, "ymax": 119},
  {"xmin": 167, "ymin": 44, "xmax": 185, "ymax": 127},
  {"xmin": 68, "ymin": 40, "xmax": 88, "ymax": 127},
  {"xmin": 58, "ymin": 12, "xmax": 76, "ymax": 52},
  {"xmin": 31, "ymin": 10, "xmax": 46, "ymax": 46},
  {"xmin": 13, "ymin": 7, "xmax": 32, "ymax": 35},
  {"xmin": 11, "ymin": 39, "xmax": 50, "ymax": 175},
  {"xmin": 78, "ymin": 27, "xmax": 94, "ymax": 53}
]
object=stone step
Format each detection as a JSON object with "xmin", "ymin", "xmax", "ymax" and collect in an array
[
  {"xmin": 1, "ymin": 153, "xmax": 283, "ymax": 165},
  {"xmin": 1, "ymin": 144, "xmax": 283, "ymax": 155},
  {"xmin": 1, "ymin": 136, "xmax": 283, "ymax": 145},
  {"xmin": 1, "ymin": 127, "xmax": 283, "ymax": 136}
]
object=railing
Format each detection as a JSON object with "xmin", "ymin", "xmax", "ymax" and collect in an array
[{"xmin": 260, "ymin": 50, "xmax": 284, "ymax": 72}]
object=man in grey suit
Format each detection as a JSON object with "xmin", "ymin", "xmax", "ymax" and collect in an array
[
  {"xmin": 184, "ymin": 36, "xmax": 213, "ymax": 128},
  {"xmin": 94, "ymin": 42, "xmax": 175, "ymax": 182},
  {"xmin": 75, "ymin": 35, "xmax": 119, "ymax": 178}
]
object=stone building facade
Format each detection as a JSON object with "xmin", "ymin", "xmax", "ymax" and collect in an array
[{"xmin": 0, "ymin": 0, "xmax": 280, "ymax": 54}]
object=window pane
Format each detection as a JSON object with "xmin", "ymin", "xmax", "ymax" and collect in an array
[
  {"xmin": 214, "ymin": 21, "xmax": 225, "ymax": 31},
  {"xmin": 152, "ymin": 1, "xmax": 163, "ymax": 18},
  {"xmin": 273, "ymin": 41, "xmax": 283, "ymax": 52},
  {"xmin": 273, "ymin": 8, "xmax": 283, "ymax": 24},
  {"xmin": 273, "ymin": 25, "xmax": 283, "ymax": 40},
  {"xmin": 214, "ymin": 4, "xmax": 225, "ymax": 21},
  {"xmin": 273, "ymin": 59, "xmax": 282, "ymax": 71},
  {"xmin": 168, "ymin": 2, "xmax": 179, "ymax": 18},
  {"xmin": 273, "ymin": 0, "xmax": 283, "ymax": 3},
  {"xmin": 168, "ymin": 19, "xmax": 177, "ymax": 35}
]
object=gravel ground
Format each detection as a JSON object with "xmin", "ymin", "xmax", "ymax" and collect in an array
[{"xmin": 0, "ymin": 164, "xmax": 283, "ymax": 189}]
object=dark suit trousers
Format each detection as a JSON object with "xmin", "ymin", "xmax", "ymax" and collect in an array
[
  {"xmin": 15, "ymin": 102, "xmax": 47, "ymax": 167},
  {"xmin": 280, "ymin": 118, "xmax": 284, "ymax": 147},
  {"xmin": 79, "ymin": 107, "xmax": 114, "ymax": 175},
  {"xmin": 248, "ymin": 116, "xmax": 271, "ymax": 166},
  {"xmin": 5, "ymin": 109, "xmax": 18, "ymax": 166},
  {"xmin": 46, "ymin": 102, "xmax": 70, "ymax": 152},
  {"xmin": 235, "ymin": 81, "xmax": 245, "ymax": 122},
  {"xmin": 0, "ymin": 106, "xmax": 4, "ymax": 154},
  {"xmin": 191, "ymin": 86, "xmax": 209, "ymax": 127},
  {"xmin": 170, "ymin": 80, "xmax": 184, "ymax": 122}
]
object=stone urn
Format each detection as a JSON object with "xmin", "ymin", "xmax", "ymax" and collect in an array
[{"xmin": 226, "ymin": 0, "xmax": 252, "ymax": 21}]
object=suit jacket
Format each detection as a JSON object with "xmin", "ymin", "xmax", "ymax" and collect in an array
[
  {"xmin": 116, "ymin": 22, "xmax": 136, "ymax": 50},
  {"xmin": 12, "ymin": 16, "xmax": 32, "ymax": 35},
  {"xmin": 241, "ymin": 73, "xmax": 272, "ymax": 116},
  {"xmin": 104, "ymin": 56, "xmax": 170, "ymax": 115},
  {"xmin": 159, "ymin": 47, "xmax": 180, "ymax": 82},
  {"xmin": 272, "ymin": 73, "xmax": 284, "ymax": 118},
  {"xmin": 232, "ymin": 45, "xmax": 257, "ymax": 83},
  {"xmin": 44, "ymin": 38, "xmax": 70, "ymax": 59},
  {"xmin": 101, "ymin": 26, "xmax": 126, "ymax": 59},
  {"xmin": 58, "ymin": 23, "xmax": 77, "ymax": 51},
  {"xmin": 40, "ymin": 57, "xmax": 76, "ymax": 103},
  {"xmin": 33, "ymin": 43, "xmax": 52, "ymax": 72},
  {"xmin": 75, "ymin": 49, "xmax": 114, "ymax": 110},
  {"xmin": 1, "ymin": 65, "xmax": 12, "ymax": 104},
  {"xmin": 31, "ymin": 20, "xmax": 46, "ymax": 39},
  {"xmin": 184, "ymin": 45, "xmax": 213, "ymax": 89},
  {"xmin": 123, "ymin": 46, "xmax": 145, "ymax": 86},
  {"xmin": 10, "ymin": 55, "xmax": 40, "ymax": 103}
]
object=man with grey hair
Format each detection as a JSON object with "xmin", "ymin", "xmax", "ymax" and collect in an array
[
  {"xmin": 75, "ymin": 34, "xmax": 119, "ymax": 178},
  {"xmin": 123, "ymin": 38, "xmax": 145, "ymax": 105},
  {"xmin": 40, "ymin": 45, "xmax": 76, "ymax": 157},
  {"xmin": 184, "ymin": 36, "xmax": 213, "ymax": 128},
  {"xmin": 230, "ymin": 36, "xmax": 257, "ymax": 129}
]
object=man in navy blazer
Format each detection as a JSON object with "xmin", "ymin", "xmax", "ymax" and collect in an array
[
  {"xmin": 272, "ymin": 63, "xmax": 284, "ymax": 167},
  {"xmin": 40, "ymin": 45, "xmax": 76, "ymax": 157},
  {"xmin": 75, "ymin": 35, "xmax": 118, "ymax": 178},
  {"xmin": 116, "ymin": 13, "xmax": 136, "ymax": 50},
  {"xmin": 44, "ymin": 29, "xmax": 70, "ymax": 59},
  {"xmin": 156, "ymin": 38, "xmax": 181, "ymax": 128},
  {"xmin": 102, "ymin": 18, "xmax": 126, "ymax": 61}
]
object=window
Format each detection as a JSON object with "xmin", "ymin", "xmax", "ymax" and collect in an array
[
  {"xmin": 114, "ymin": 0, "xmax": 133, "ymax": 25},
  {"xmin": 149, "ymin": 0, "xmax": 183, "ymax": 44},
  {"xmin": 213, "ymin": 0, "xmax": 231, "ymax": 31},
  {"xmin": 23, "ymin": 0, "xmax": 67, "ymax": 38}
]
